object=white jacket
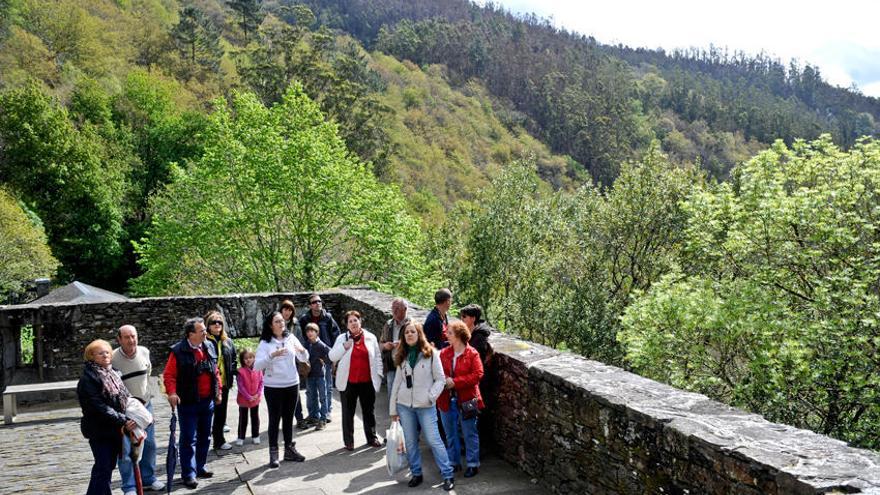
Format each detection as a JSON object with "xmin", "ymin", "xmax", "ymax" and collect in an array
[
  {"xmin": 328, "ymin": 330, "xmax": 382, "ymax": 392},
  {"xmin": 389, "ymin": 348, "xmax": 444, "ymax": 416},
  {"xmin": 255, "ymin": 336, "xmax": 309, "ymax": 388}
]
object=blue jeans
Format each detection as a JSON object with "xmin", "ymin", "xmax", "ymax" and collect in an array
[
  {"xmin": 118, "ymin": 401, "xmax": 157, "ymax": 491},
  {"xmin": 385, "ymin": 370, "xmax": 396, "ymax": 410},
  {"xmin": 398, "ymin": 404, "xmax": 453, "ymax": 478},
  {"xmin": 87, "ymin": 437, "xmax": 120, "ymax": 495},
  {"xmin": 178, "ymin": 398, "xmax": 214, "ymax": 480},
  {"xmin": 324, "ymin": 361, "xmax": 334, "ymax": 413},
  {"xmin": 306, "ymin": 376, "xmax": 328, "ymax": 420},
  {"xmin": 439, "ymin": 397, "xmax": 480, "ymax": 468}
]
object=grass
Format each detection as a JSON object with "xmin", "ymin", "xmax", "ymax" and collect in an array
[{"xmin": 20, "ymin": 325, "xmax": 33, "ymax": 364}]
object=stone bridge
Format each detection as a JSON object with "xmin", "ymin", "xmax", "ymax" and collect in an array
[{"xmin": 1, "ymin": 288, "xmax": 880, "ymax": 494}]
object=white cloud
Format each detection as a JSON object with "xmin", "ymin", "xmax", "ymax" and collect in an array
[{"xmin": 861, "ymin": 81, "xmax": 880, "ymax": 98}]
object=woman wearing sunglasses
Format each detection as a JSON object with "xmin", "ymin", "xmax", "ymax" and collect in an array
[{"xmin": 205, "ymin": 310, "xmax": 237, "ymax": 451}]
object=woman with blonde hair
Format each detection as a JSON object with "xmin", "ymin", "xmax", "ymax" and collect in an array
[
  {"xmin": 77, "ymin": 339, "xmax": 137, "ymax": 495},
  {"xmin": 205, "ymin": 310, "xmax": 237, "ymax": 450},
  {"xmin": 389, "ymin": 323, "xmax": 454, "ymax": 491}
]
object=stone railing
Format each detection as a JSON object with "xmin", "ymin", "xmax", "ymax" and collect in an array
[
  {"xmin": 489, "ymin": 333, "xmax": 880, "ymax": 494},
  {"xmin": 0, "ymin": 287, "xmax": 407, "ymax": 388},
  {"xmin": 2, "ymin": 289, "xmax": 880, "ymax": 493}
]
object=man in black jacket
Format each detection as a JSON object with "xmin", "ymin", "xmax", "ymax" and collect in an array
[
  {"xmin": 459, "ymin": 304, "xmax": 496, "ymax": 454},
  {"xmin": 298, "ymin": 294, "xmax": 341, "ymax": 417},
  {"xmin": 424, "ymin": 288, "xmax": 453, "ymax": 349},
  {"xmin": 163, "ymin": 318, "xmax": 222, "ymax": 489}
]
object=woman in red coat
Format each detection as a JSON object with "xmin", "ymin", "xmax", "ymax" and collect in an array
[{"xmin": 437, "ymin": 320, "xmax": 484, "ymax": 478}]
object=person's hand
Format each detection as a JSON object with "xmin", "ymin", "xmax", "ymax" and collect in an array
[
  {"xmin": 392, "ymin": 341, "xmax": 400, "ymax": 348},
  {"xmin": 382, "ymin": 342, "xmax": 394, "ymax": 351},
  {"xmin": 343, "ymin": 340, "xmax": 353, "ymax": 350},
  {"xmin": 215, "ymin": 394, "xmax": 222, "ymax": 405},
  {"xmin": 168, "ymin": 394, "xmax": 180, "ymax": 407},
  {"xmin": 272, "ymin": 347, "xmax": 288, "ymax": 358},
  {"xmin": 391, "ymin": 415, "xmax": 399, "ymax": 422},
  {"xmin": 123, "ymin": 419, "xmax": 137, "ymax": 433},
  {"xmin": 445, "ymin": 377, "xmax": 455, "ymax": 389}
]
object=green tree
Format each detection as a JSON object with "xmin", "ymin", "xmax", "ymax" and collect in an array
[
  {"xmin": 238, "ymin": 20, "xmax": 393, "ymax": 174},
  {"xmin": 0, "ymin": 188, "xmax": 59, "ymax": 301},
  {"xmin": 620, "ymin": 136, "xmax": 880, "ymax": 448},
  {"xmin": 445, "ymin": 146, "xmax": 698, "ymax": 361},
  {"xmin": 132, "ymin": 84, "xmax": 430, "ymax": 299},
  {"xmin": 227, "ymin": 0, "xmax": 264, "ymax": 43},
  {"xmin": 171, "ymin": 6, "xmax": 222, "ymax": 78},
  {"xmin": 0, "ymin": 83, "xmax": 128, "ymax": 287}
]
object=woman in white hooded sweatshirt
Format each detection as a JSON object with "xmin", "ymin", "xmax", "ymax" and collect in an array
[
  {"xmin": 389, "ymin": 322, "xmax": 455, "ymax": 491},
  {"xmin": 255, "ymin": 311, "xmax": 309, "ymax": 467}
]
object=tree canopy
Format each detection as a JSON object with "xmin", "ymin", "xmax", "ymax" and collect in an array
[
  {"xmin": 619, "ymin": 136, "xmax": 880, "ymax": 448},
  {"xmin": 0, "ymin": 188, "xmax": 59, "ymax": 301},
  {"xmin": 132, "ymin": 84, "xmax": 433, "ymax": 301}
]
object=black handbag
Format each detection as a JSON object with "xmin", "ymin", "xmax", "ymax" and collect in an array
[
  {"xmin": 459, "ymin": 397, "xmax": 479, "ymax": 420},
  {"xmin": 451, "ymin": 359, "xmax": 479, "ymax": 419}
]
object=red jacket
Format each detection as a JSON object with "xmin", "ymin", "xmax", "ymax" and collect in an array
[{"xmin": 437, "ymin": 345, "xmax": 484, "ymax": 412}]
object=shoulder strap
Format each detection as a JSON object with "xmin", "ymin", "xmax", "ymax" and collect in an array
[{"xmin": 121, "ymin": 368, "xmax": 149, "ymax": 381}]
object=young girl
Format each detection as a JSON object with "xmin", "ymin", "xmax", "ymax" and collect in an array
[{"xmin": 236, "ymin": 348, "xmax": 263, "ymax": 446}]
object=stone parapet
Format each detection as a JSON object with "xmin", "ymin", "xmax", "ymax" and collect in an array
[
  {"xmin": 0, "ymin": 288, "xmax": 425, "ymax": 388},
  {"xmin": 487, "ymin": 332, "xmax": 880, "ymax": 494}
]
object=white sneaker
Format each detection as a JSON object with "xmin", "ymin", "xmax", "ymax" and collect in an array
[
  {"xmin": 219, "ymin": 442, "xmax": 233, "ymax": 450},
  {"xmin": 147, "ymin": 480, "xmax": 165, "ymax": 491},
  {"xmin": 235, "ymin": 438, "xmax": 244, "ymax": 446},
  {"xmin": 252, "ymin": 436, "xmax": 261, "ymax": 444},
  {"xmin": 223, "ymin": 424, "xmax": 230, "ymax": 432},
  {"xmin": 125, "ymin": 491, "xmax": 137, "ymax": 495}
]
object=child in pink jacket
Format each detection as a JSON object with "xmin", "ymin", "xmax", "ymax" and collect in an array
[{"xmin": 236, "ymin": 348, "xmax": 264, "ymax": 445}]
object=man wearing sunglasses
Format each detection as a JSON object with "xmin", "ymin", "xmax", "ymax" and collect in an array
[{"xmin": 298, "ymin": 294, "xmax": 341, "ymax": 418}]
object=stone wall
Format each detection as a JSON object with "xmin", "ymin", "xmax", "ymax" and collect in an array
[
  {"xmin": 0, "ymin": 287, "xmax": 413, "ymax": 389},
  {"xmin": 3, "ymin": 289, "xmax": 880, "ymax": 493},
  {"xmin": 487, "ymin": 332, "xmax": 880, "ymax": 494}
]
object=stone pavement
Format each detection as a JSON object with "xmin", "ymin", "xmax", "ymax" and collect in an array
[{"xmin": 0, "ymin": 379, "xmax": 538, "ymax": 494}]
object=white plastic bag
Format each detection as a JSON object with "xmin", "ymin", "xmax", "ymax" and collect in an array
[
  {"xmin": 125, "ymin": 397, "xmax": 154, "ymax": 460},
  {"xmin": 385, "ymin": 421, "xmax": 408, "ymax": 477}
]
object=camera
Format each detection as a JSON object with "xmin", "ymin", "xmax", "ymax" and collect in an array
[
  {"xmin": 196, "ymin": 359, "xmax": 213, "ymax": 374},
  {"xmin": 405, "ymin": 374, "xmax": 413, "ymax": 389}
]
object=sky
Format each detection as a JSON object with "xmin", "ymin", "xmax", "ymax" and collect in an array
[{"xmin": 490, "ymin": 0, "xmax": 880, "ymax": 98}]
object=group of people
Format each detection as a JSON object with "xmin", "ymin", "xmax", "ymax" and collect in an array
[
  {"xmin": 77, "ymin": 289, "xmax": 496, "ymax": 494},
  {"xmin": 388, "ymin": 290, "xmax": 496, "ymax": 490}
]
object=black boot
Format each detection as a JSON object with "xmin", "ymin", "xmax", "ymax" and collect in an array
[
  {"xmin": 407, "ymin": 475, "xmax": 423, "ymax": 487},
  {"xmin": 268, "ymin": 447, "xmax": 280, "ymax": 468},
  {"xmin": 284, "ymin": 442, "xmax": 305, "ymax": 462}
]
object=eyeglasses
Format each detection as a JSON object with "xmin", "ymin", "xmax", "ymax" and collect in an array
[
  {"xmin": 309, "ymin": 300, "xmax": 322, "ymax": 305},
  {"xmin": 209, "ymin": 321, "xmax": 223, "ymax": 326}
]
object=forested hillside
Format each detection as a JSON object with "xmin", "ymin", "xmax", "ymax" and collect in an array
[
  {"xmin": 302, "ymin": 0, "xmax": 879, "ymax": 180},
  {"xmin": 2, "ymin": 0, "xmax": 880, "ymax": 451},
  {"xmin": 0, "ymin": 0, "xmax": 571, "ymax": 290}
]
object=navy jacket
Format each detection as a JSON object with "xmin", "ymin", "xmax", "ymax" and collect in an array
[
  {"xmin": 424, "ymin": 307, "xmax": 449, "ymax": 349},
  {"xmin": 304, "ymin": 339, "xmax": 331, "ymax": 379},
  {"xmin": 298, "ymin": 309, "xmax": 342, "ymax": 347},
  {"xmin": 77, "ymin": 364, "xmax": 128, "ymax": 441},
  {"xmin": 169, "ymin": 338, "xmax": 219, "ymax": 405}
]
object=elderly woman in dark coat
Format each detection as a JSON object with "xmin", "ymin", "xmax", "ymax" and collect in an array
[{"xmin": 78, "ymin": 339, "xmax": 137, "ymax": 495}]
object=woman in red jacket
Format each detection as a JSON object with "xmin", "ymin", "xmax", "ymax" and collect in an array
[{"xmin": 437, "ymin": 320, "xmax": 484, "ymax": 478}]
